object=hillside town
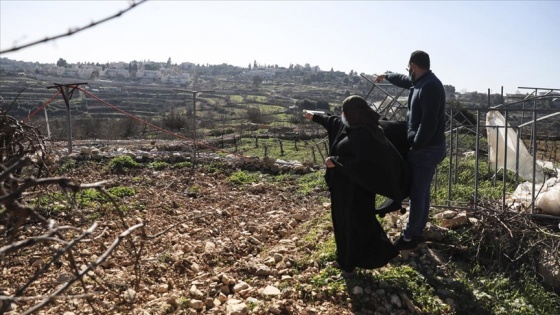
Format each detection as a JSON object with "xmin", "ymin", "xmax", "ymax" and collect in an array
[{"xmin": 3, "ymin": 56, "xmax": 547, "ymax": 103}]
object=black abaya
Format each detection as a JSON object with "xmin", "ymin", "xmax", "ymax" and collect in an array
[{"xmin": 312, "ymin": 114, "xmax": 401, "ymax": 271}]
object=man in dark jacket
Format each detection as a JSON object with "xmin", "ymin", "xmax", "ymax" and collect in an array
[{"xmin": 375, "ymin": 50, "xmax": 447, "ymax": 250}]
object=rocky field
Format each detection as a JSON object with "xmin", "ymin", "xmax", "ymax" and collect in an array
[{"xmin": 1, "ymin": 142, "xmax": 559, "ymax": 315}]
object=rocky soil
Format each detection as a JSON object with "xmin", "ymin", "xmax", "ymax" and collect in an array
[{"xmin": 1, "ymin": 142, "xmax": 559, "ymax": 315}]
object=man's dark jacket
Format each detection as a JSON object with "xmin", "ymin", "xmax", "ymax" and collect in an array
[{"xmin": 385, "ymin": 70, "xmax": 446, "ymax": 150}]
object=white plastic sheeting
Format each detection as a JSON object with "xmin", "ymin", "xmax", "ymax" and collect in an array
[
  {"xmin": 485, "ymin": 111, "xmax": 545, "ymax": 183},
  {"xmin": 487, "ymin": 111, "xmax": 560, "ymax": 216},
  {"xmin": 508, "ymin": 178, "xmax": 560, "ymax": 216}
]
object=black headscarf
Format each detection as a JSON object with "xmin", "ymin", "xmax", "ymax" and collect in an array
[
  {"xmin": 342, "ymin": 95, "xmax": 380, "ymax": 128},
  {"xmin": 342, "ymin": 95, "xmax": 384, "ymax": 141}
]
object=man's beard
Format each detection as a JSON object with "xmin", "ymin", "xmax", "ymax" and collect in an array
[{"xmin": 409, "ymin": 69, "xmax": 415, "ymax": 81}]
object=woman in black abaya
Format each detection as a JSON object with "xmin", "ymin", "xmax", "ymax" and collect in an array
[{"xmin": 303, "ymin": 95, "xmax": 402, "ymax": 275}]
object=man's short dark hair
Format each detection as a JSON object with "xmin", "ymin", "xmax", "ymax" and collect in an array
[{"xmin": 409, "ymin": 50, "xmax": 430, "ymax": 70}]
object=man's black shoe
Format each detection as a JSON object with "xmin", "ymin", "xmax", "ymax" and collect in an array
[{"xmin": 394, "ymin": 235, "xmax": 425, "ymax": 250}]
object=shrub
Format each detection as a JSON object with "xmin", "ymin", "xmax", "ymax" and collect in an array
[{"xmin": 108, "ymin": 155, "xmax": 140, "ymax": 173}]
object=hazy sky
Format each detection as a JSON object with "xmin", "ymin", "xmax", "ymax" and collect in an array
[{"xmin": 1, "ymin": 0, "xmax": 559, "ymax": 94}]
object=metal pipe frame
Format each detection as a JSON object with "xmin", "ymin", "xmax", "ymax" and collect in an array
[{"xmin": 359, "ymin": 79, "xmax": 560, "ymax": 219}]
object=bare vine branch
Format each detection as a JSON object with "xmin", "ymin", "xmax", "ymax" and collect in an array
[
  {"xmin": 23, "ymin": 223, "xmax": 145, "ymax": 315},
  {"xmin": 0, "ymin": 0, "xmax": 149, "ymax": 54}
]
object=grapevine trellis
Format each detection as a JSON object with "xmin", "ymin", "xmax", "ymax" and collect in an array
[{"xmin": 5, "ymin": 79, "xmax": 560, "ymax": 216}]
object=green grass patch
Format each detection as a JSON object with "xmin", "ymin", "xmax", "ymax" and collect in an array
[
  {"xmin": 34, "ymin": 192, "xmax": 68, "ymax": 215},
  {"xmin": 247, "ymin": 95, "xmax": 269, "ymax": 103},
  {"xmin": 202, "ymin": 161, "xmax": 228, "ymax": 174},
  {"xmin": 56, "ymin": 159, "xmax": 79, "ymax": 175},
  {"xmin": 371, "ymin": 266, "xmax": 452, "ymax": 314},
  {"xmin": 108, "ymin": 155, "xmax": 140, "ymax": 173},
  {"xmin": 433, "ymin": 156, "xmax": 517, "ymax": 205},
  {"xmin": 77, "ymin": 188, "xmax": 109, "ymax": 206},
  {"xmin": 296, "ymin": 171, "xmax": 327, "ymax": 194},
  {"xmin": 293, "ymin": 212, "xmax": 333, "ymax": 270},
  {"xmin": 453, "ymin": 265, "xmax": 560, "ymax": 315},
  {"xmin": 230, "ymin": 137, "xmax": 325, "ymax": 164},
  {"xmin": 230, "ymin": 95, "xmax": 244, "ymax": 103},
  {"xmin": 147, "ymin": 161, "xmax": 170, "ymax": 170},
  {"xmin": 269, "ymin": 173, "xmax": 295, "ymax": 183},
  {"xmin": 107, "ymin": 186, "xmax": 136, "ymax": 198},
  {"xmin": 77, "ymin": 186, "xmax": 135, "ymax": 207},
  {"xmin": 30, "ymin": 185, "xmax": 136, "ymax": 217},
  {"xmin": 226, "ymin": 170, "xmax": 261, "ymax": 186},
  {"xmin": 172, "ymin": 161, "xmax": 193, "ymax": 169}
]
